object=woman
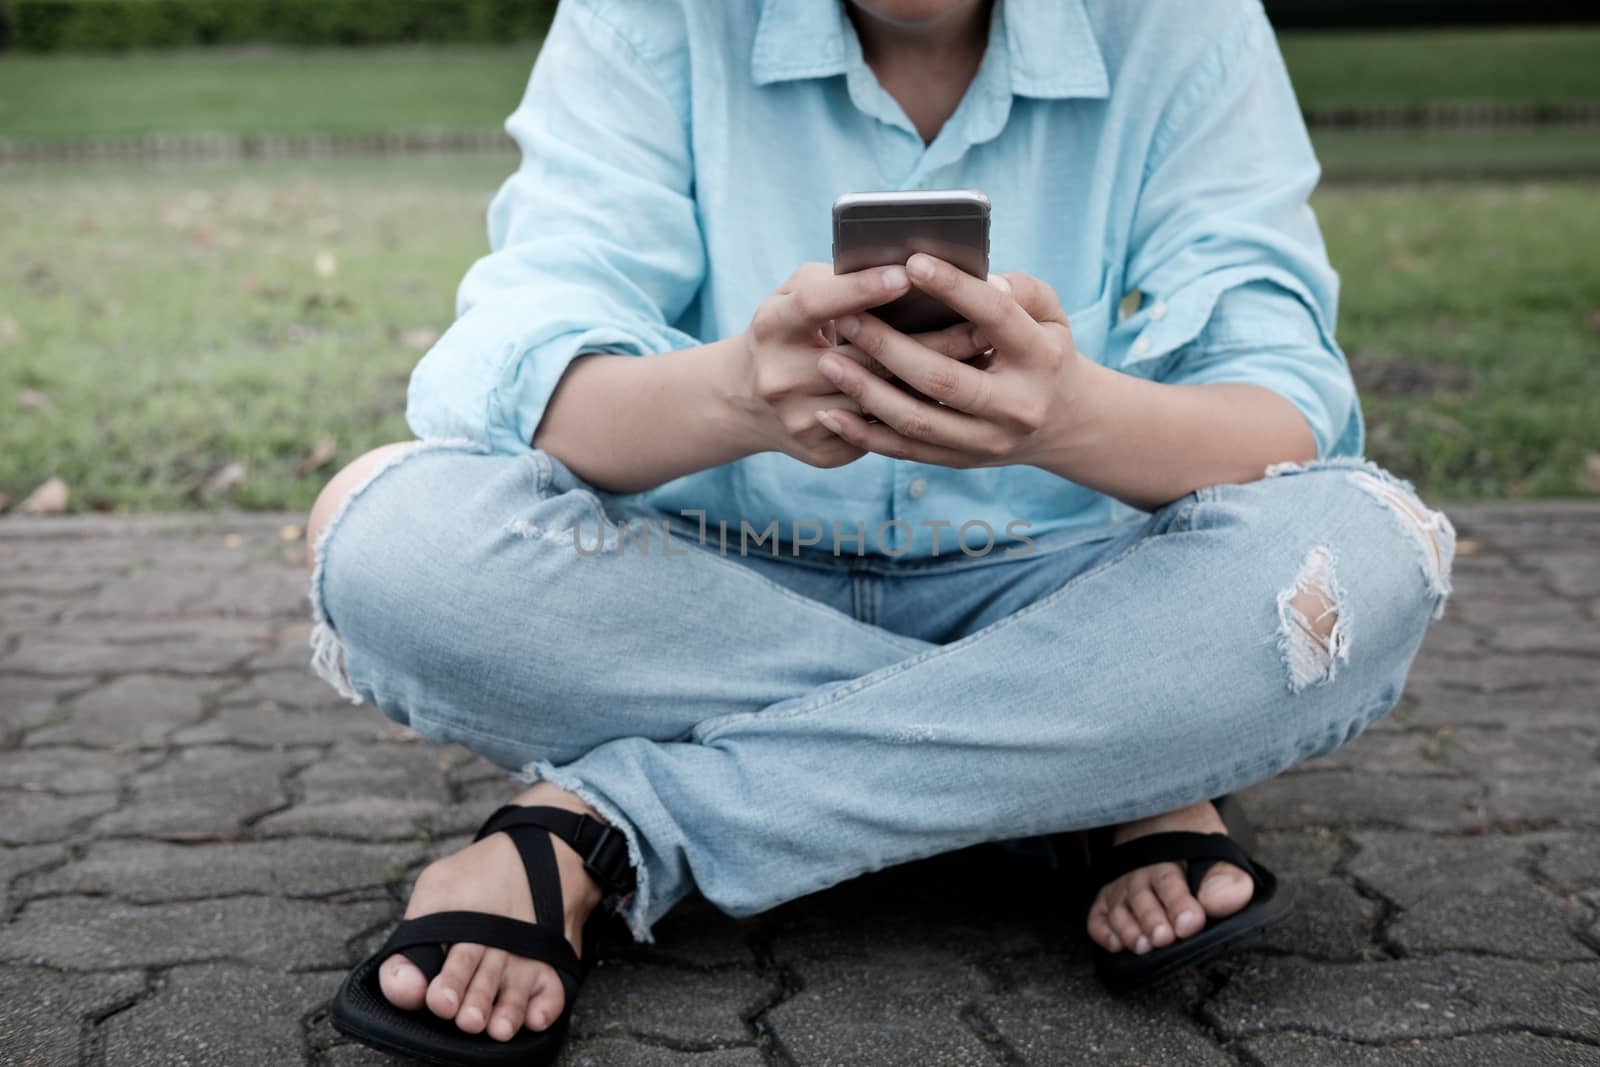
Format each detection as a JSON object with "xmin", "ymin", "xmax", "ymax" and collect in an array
[{"xmin": 308, "ymin": 0, "xmax": 1455, "ymax": 1061}]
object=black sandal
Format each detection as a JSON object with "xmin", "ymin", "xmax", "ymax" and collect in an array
[
  {"xmin": 1086, "ymin": 794, "xmax": 1293, "ymax": 994},
  {"xmin": 331, "ymin": 804, "xmax": 635, "ymax": 1065}
]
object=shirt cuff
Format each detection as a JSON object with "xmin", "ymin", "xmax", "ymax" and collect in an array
[
  {"xmin": 406, "ymin": 288, "xmax": 701, "ymax": 454},
  {"xmin": 1114, "ymin": 276, "xmax": 1363, "ymax": 459}
]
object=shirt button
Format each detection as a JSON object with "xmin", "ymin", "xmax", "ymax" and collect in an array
[
  {"xmin": 1131, "ymin": 337, "xmax": 1151, "ymax": 357},
  {"xmin": 1149, "ymin": 300, "xmax": 1167, "ymax": 321},
  {"xmin": 907, "ymin": 478, "xmax": 928, "ymax": 499}
]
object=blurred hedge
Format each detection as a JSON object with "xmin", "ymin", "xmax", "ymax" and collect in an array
[
  {"xmin": 4, "ymin": 0, "xmax": 556, "ymax": 51},
  {"xmin": 2, "ymin": 0, "xmax": 1597, "ymax": 52}
]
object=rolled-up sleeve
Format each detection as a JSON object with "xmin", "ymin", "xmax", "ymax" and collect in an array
[
  {"xmin": 406, "ymin": 0, "xmax": 705, "ymax": 454},
  {"xmin": 1108, "ymin": 4, "xmax": 1361, "ymax": 458}
]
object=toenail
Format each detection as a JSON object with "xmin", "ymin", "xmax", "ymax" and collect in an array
[
  {"xmin": 1106, "ymin": 933, "xmax": 1121, "ymax": 951},
  {"xmin": 531, "ymin": 1010, "xmax": 548, "ymax": 1029},
  {"xmin": 440, "ymin": 988, "xmax": 458, "ymax": 1006},
  {"xmin": 1154, "ymin": 923, "xmax": 1171, "ymax": 942},
  {"xmin": 461, "ymin": 1007, "xmax": 482, "ymax": 1028},
  {"xmin": 1135, "ymin": 936, "xmax": 1150, "ymax": 954}
]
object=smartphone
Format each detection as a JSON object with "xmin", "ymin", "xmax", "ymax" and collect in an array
[{"xmin": 832, "ymin": 189, "xmax": 990, "ymax": 334}]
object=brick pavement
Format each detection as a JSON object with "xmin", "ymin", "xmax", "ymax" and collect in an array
[{"xmin": 1, "ymin": 506, "xmax": 1598, "ymax": 1066}]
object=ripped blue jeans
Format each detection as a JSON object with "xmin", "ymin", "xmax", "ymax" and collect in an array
[{"xmin": 309, "ymin": 442, "xmax": 1455, "ymax": 941}]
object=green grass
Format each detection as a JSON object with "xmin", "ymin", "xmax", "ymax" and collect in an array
[
  {"xmin": 1317, "ymin": 181, "xmax": 1600, "ymax": 498},
  {"xmin": 0, "ymin": 45, "xmax": 537, "ymax": 141},
  {"xmin": 1, "ymin": 159, "xmax": 1596, "ymax": 512},
  {"xmin": 0, "ymin": 156, "xmax": 511, "ymax": 512},
  {"xmin": 1278, "ymin": 27, "xmax": 1600, "ymax": 110},
  {"xmin": 3, "ymin": 28, "xmax": 1600, "ymax": 144},
  {"xmin": 1313, "ymin": 127, "xmax": 1600, "ymax": 181}
]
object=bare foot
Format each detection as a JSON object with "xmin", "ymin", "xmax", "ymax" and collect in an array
[
  {"xmin": 378, "ymin": 782, "xmax": 604, "ymax": 1041},
  {"xmin": 1086, "ymin": 800, "xmax": 1254, "ymax": 955}
]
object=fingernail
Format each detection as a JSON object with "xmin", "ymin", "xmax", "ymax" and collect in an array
[
  {"xmin": 988, "ymin": 273, "xmax": 1012, "ymax": 294},
  {"xmin": 816, "ymin": 410, "xmax": 840, "ymax": 432},
  {"xmin": 836, "ymin": 314, "xmax": 860, "ymax": 337},
  {"xmin": 818, "ymin": 356, "xmax": 844, "ymax": 384},
  {"xmin": 969, "ymin": 325, "xmax": 988, "ymax": 349},
  {"xmin": 882, "ymin": 265, "xmax": 908, "ymax": 290},
  {"xmin": 907, "ymin": 254, "xmax": 935, "ymax": 280}
]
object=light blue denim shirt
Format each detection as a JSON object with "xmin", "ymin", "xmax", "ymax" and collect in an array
[{"xmin": 407, "ymin": 0, "xmax": 1361, "ymax": 557}]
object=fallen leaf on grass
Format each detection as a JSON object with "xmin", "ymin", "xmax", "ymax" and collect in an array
[
  {"xmin": 314, "ymin": 251, "xmax": 338, "ymax": 279},
  {"xmin": 0, "ymin": 315, "xmax": 19, "ymax": 346},
  {"xmin": 294, "ymin": 435, "xmax": 337, "ymax": 476},
  {"xmin": 16, "ymin": 388, "xmax": 52, "ymax": 413},
  {"xmin": 202, "ymin": 462, "xmax": 247, "ymax": 498},
  {"xmin": 1585, "ymin": 452, "xmax": 1600, "ymax": 493},
  {"xmin": 18, "ymin": 477, "xmax": 68, "ymax": 515},
  {"xmin": 399, "ymin": 327, "xmax": 440, "ymax": 352}
]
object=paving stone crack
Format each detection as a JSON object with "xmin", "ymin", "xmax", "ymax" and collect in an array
[
  {"xmin": 959, "ymin": 1002, "xmax": 1030, "ymax": 1065},
  {"xmin": 79, "ymin": 967, "xmax": 154, "ymax": 1067}
]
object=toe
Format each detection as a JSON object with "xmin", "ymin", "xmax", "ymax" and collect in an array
[
  {"xmin": 1086, "ymin": 896, "xmax": 1117, "ymax": 951},
  {"xmin": 458, "ymin": 947, "xmax": 507, "ymax": 1034},
  {"xmin": 1107, "ymin": 900, "xmax": 1143, "ymax": 955},
  {"xmin": 1197, "ymin": 862, "xmax": 1255, "ymax": 920},
  {"xmin": 378, "ymin": 954, "xmax": 429, "ymax": 1011},
  {"xmin": 1152, "ymin": 864, "xmax": 1205, "ymax": 939},
  {"xmin": 427, "ymin": 942, "xmax": 484, "ymax": 1019},
  {"xmin": 489, "ymin": 961, "xmax": 538, "ymax": 1042},
  {"xmin": 525, "ymin": 965, "xmax": 568, "ymax": 1032},
  {"xmin": 1128, "ymin": 883, "xmax": 1173, "ymax": 949}
]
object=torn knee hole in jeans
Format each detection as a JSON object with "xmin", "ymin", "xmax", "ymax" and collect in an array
[
  {"xmin": 1278, "ymin": 545, "xmax": 1350, "ymax": 693},
  {"xmin": 1348, "ymin": 471, "xmax": 1456, "ymax": 618}
]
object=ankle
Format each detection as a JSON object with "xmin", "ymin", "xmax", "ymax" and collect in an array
[{"xmin": 510, "ymin": 782, "xmax": 606, "ymax": 914}]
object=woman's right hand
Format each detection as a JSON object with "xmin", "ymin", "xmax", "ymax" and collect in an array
[{"xmin": 732, "ymin": 262, "xmax": 986, "ymax": 468}]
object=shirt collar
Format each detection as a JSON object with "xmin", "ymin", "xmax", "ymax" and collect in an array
[{"xmin": 750, "ymin": 0, "xmax": 1109, "ymax": 100}]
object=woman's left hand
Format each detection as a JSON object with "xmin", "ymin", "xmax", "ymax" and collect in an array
[{"xmin": 815, "ymin": 253, "xmax": 1088, "ymax": 468}]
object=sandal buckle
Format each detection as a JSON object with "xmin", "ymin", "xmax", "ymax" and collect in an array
[{"xmin": 580, "ymin": 824, "xmax": 633, "ymax": 897}]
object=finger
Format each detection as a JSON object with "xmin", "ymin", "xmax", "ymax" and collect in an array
[
  {"xmin": 814, "ymin": 407, "xmax": 976, "ymax": 468},
  {"xmin": 817, "ymin": 350, "xmax": 1003, "ymax": 455},
  {"xmin": 835, "ymin": 313, "xmax": 997, "ymax": 417},
  {"xmin": 906, "ymin": 254, "xmax": 1038, "ymax": 354},
  {"xmin": 772, "ymin": 264, "xmax": 910, "ymax": 335},
  {"xmin": 910, "ymin": 319, "xmax": 990, "ymax": 361},
  {"xmin": 831, "ymin": 342, "xmax": 895, "ymax": 380},
  {"xmin": 996, "ymin": 271, "xmax": 1069, "ymax": 326}
]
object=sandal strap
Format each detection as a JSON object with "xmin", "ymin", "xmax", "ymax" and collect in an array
[
  {"xmin": 477, "ymin": 804, "xmax": 637, "ymax": 906},
  {"xmin": 377, "ymin": 910, "xmax": 581, "ymax": 982},
  {"xmin": 1091, "ymin": 831, "xmax": 1257, "ymax": 895}
]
